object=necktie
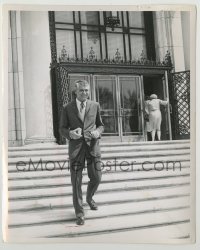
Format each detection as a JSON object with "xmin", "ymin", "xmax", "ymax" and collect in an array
[
  {"xmin": 79, "ymin": 102, "xmax": 85, "ymax": 121},
  {"xmin": 80, "ymin": 102, "xmax": 85, "ymax": 113}
]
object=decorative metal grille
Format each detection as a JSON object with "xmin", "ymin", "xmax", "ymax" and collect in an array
[
  {"xmin": 53, "ymin": 65, "xmax": 70, "ymax": 144},
  {"xmin": 56, "ymin": 66, "xmax": 70, "ymax": 113},
  {"xmin": 58, "ymin": 50, "xmax": 172, "ymax": 67},
  {"xmin": 170, "ymin": 71, "xmax": 190, "ymax": 139}
]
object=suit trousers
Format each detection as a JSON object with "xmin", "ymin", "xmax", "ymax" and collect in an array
[{"xmin": 69, "ymin": 140, "xmax": 102, "ymax": 217}]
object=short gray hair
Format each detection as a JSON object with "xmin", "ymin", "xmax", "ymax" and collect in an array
[
  {"xmin": 150, "ymin": 94, "xmax": 158, "ymax": 99},
  {"xmin": 74, "ymin": 80, "xmax": 90, "ymax": 90}
]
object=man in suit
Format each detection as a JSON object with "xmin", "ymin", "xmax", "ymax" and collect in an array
[{"xmin": 59, "ymin": 80, "xmax": 104, "ymax": 225}]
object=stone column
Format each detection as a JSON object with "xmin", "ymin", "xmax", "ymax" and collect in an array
[
  {"xmin": 181, "ymin": 12, "xmax": 190, "ymax": 70},
  {"xmin": 8, "ymin": 11, "xmax": 26, "ymax": 146},
  {"xmin": 153, "ymin": 11, "xmax": 185, "ymax": 72},
  {"xmin": 21, "ymin": 11, "xmax": 56, "ymax": 144}
]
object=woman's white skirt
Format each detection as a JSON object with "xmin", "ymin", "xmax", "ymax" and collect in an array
[{"xmin": 149, "ymin": 110, "xmax": 162, "ymax": 131}]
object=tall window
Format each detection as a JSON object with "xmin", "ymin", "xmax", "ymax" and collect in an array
[{"xmin": 53, "ymin": 11, "xmax": 154, "ymax": 62}]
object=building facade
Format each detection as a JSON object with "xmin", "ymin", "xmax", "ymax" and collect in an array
[{"xmin": 8, "ymin": 10, "xmax": 190, "ymax": 146}]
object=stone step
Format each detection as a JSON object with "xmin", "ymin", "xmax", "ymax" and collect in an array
[
  {"xmin": 7, "ymin": 149, "xmax": 190, "ymax": 165},
  {"xmin": 52, "ymin": 223, "xmax": 190, "ymax": 244},
  {"xmin": 8, "ymin": 174, "xmax": 189, "ymax": 201},
  {"xmin": 8, "ymin": 196, "xmax": 189, "ymax": 228},
  {"xmin": 8, "ymin": 161, "xmax": 190, "ymax": 179},
  {"xmin": 8, "ymin": 184, "xmax": 190, "ymax": 212},
  {"xmin": 8, "ymin": 154, "xmax": 190, "ymax": 173},
  {"xmin": 6, "ymin": 140, "xmax": 191, "ymax": 242},
  {"xmin": 8, "ymin": 143, "xmax": 190, "ymax": 158},
  {"xmin": 7, "ymin": 140, "xmax": 190, "ymax": 152},
  {"xmin": 8, "ymin": 167, "xmax": 190, "ymax": 190},
  {"xmin": 7, "ymin": 222, "xmax": 190, "ymax": 243},
  {"xmin": 7, "ymin": 207, "xmax": 190, "ymax": 240}
]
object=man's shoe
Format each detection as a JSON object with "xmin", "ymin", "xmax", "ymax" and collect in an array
[
  {"xmin": 87, "ymin": 199, "xmax": 98, "ymax": 210},
  {"xmin": 76, "ymin": 216, "xmax": 85, "ymax": 225}
]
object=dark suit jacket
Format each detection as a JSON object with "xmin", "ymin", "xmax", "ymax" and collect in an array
[{"xmin": 59, "ymin": 100, "xmax": 104, "ymax": 160}]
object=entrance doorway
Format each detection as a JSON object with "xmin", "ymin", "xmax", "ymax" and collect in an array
[
  {"xmin": 68, "ymin": 74, "xmax": 145, "ymax": 142},
  {"xmin": 143, "ymin": 76, "xmax": 170, "ymax": 141}
]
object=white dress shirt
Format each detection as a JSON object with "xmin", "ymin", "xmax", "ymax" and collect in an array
[{"xmin": 76, "ymin": 98, "xmax": 87, "ymax": 121}]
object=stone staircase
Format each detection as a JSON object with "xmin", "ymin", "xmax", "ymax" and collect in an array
[{"xmin": 6, "ymin": 140, "xmax": 191, "ymax": 243}]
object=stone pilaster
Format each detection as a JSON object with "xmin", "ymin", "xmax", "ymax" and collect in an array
[
  {"xmin": 181, "ymin": 12, "xmax": 190, "ymax": 70},
  {"xmin": 8, "ymin": 11, "xmax": 26, "ymax": 146},
  {"xmin": 21, "ymin": 11, "xmax": 56, "ymax": 144},
  {"xmin": 153, "ymin": 11, "xmax": 185, "ymax": 72}
]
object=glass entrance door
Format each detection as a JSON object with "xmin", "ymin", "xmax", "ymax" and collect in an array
[
  {"xmin": 118, "ymin": 76, "xmax": 144, "ymax": 140},
  {"xmin": 94, "ymin": 75, "xmax": 144, "ymax": 141},
  {"xmin": 94, "ymin": 75, "xmax": 119, "ymax": 137}
]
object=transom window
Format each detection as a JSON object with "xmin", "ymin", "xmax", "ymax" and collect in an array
[{"xmin": 53, "ymin": 11, "xmax": 150, "ymax": 62}]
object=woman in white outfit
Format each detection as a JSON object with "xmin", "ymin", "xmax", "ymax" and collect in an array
[{"xmin": 145, "ymin": 94, "xmax": 169, "ymax": 141}]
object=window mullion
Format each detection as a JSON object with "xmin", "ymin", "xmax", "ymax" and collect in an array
[
  {"xmin": 121, "ymin": 11, "xmax": 127, "ymax": 62},
  {"xmin": 73, "ymin": 11, "xmax": 77, "ymax": 58},
  {"xmin": 103, "ymin": 12, "xmax": 108, "ymax": 59},
  {"xmin": 98, "ymin": 12, "xmax": 103, "ymax": 60},
  {"xmin": 78, "ymin": 12, "xmax": 83, "ymax": 59},
  {"xmin": 127, "ymin": 11, "xmax": 132, "ymax": 61}
]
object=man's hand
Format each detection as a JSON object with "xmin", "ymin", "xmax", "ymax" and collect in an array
[
  {"xmin": 90, "ymin": 130, "xmax": 100, "ymax": 139},
  {"xmin": 69, "ymin": 128, "xmax": 82, "ymax": 140}
]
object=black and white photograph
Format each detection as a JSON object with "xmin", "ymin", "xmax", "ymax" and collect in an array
[{"xmin": 1, "ymin": 3, "xmax": 196, "ymax": 244}]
